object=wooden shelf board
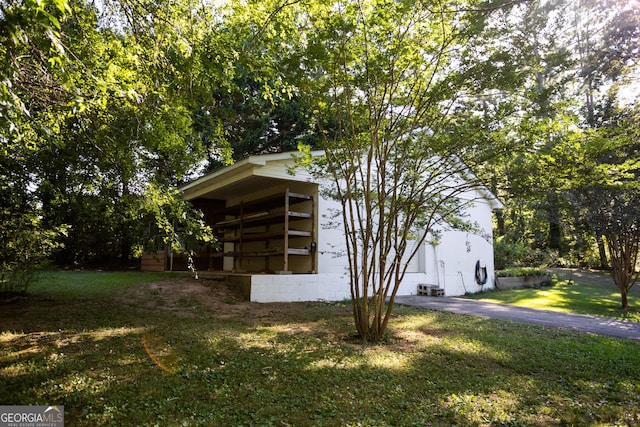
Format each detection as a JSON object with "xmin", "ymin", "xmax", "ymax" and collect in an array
[
  {"xmin": 211, "ymin": 248, "xmax": 311, "ymax": 257},
  {"xmin": 216, "ymin": 211, "xmax": 312, "ymax": 229},
  {"xmin": 221, "ymin": 229, "xmax": 312, "ymax": 242},
  {"xmin": 223, "ymin": 192, "xmax": 312, "ymax": 215}
]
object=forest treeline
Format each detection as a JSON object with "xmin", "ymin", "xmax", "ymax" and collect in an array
[{"xmin": 1, "ymin": 0, "xmax": 638, "ymax": 296}]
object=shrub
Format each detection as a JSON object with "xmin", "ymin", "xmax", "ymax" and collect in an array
[
  {"xmin": 494, "ymin": 238, "xmax": 538, "ymax": 269},
  {"xmin": 494, "ymin": 237, "xmax": 559, "ymax": 269},
  {"xmin": 0, "ymin": 214, "xmax": 65, "ymax": 296},
  {"xmin": 495, "ymin": 267, "xmax": 548, "ymax": 277}
]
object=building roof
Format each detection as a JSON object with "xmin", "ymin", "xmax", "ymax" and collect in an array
[
  {"xmin": 180, "ymin": 151, "xmax": 315, "ymax": 201},
  {"xmin": 181, "ymin": 151, "xmax": 503, "ymax": 210}
]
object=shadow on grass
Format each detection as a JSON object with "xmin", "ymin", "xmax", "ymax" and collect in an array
[{"xmin": 1, "ymin": 278, "xmax": 640, "ymax": 426}]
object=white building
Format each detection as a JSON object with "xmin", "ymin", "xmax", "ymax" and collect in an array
[{"xmin": 147, "ymin": 151, "xmax": 503, "ymax": 302}]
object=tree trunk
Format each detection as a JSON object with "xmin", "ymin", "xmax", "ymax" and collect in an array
[
  {"xmin": 491, "ymin": 169, "xmax": 505, "ymax": 237},
  {"xmin": 608, "ymin": 233, "xmax": 633, "ymax": 310},
  {"xmin": 621, "ymin": 288, "xmax": 629, "ymax": 310},
  {"xmin": 596, "ymin": 234, "xmax": 608, "ymax": 270},
  {"xmin": 548, "ymin": 192, "xmax": 562, "ymax": 252},
  {"xmin": 121, "ymin": 235, "xmax": 132, "ymax": 265},
  {"xmin": 496, "ymin": 210, "xmax": 505, "ymax": 237},
  {"xmin": 549, "ymin": 218, "xmax": 561, "ymax": 251}
]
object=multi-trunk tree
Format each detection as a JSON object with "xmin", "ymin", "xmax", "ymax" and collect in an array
[
  {"xmin": 289, "ymin": 0, "xmax": 541, "ymax": 342},
  {"xmin": 566, "ymin": 107, "xmax": 640, "ymax": 310}
]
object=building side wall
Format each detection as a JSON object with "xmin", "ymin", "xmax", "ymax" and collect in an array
[
  {"xmin": 249, "ymin": 272, "xmax": 430, "ymax": 303},
  {"xmin": 423, "ymin": 197, "xmax": 496, "ymax": 295},
  {"xmin": 307, "ymin": 185, "xmax": 496, "ymax": 299},
  {"xmin": 178, "ymin": 154, "xmax": 499, "ymax": 301}
]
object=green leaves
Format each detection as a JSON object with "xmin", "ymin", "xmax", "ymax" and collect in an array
[
  {"xmin": 562, "ymin": 106, "xmax": 640, "ymax": 307},
  {"xmin": 0, "ymin": 0, "xmax": 218, "ymax": 266},
  {"xmin": 290, "ymin": 0, "xmax": 540, "ymax": 341}
]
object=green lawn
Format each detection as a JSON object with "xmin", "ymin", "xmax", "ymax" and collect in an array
[
  {"xmin": 1, "ymin": 271, "xmax": 639, "ymax": 426},
  {"xmin": 468, "ymin": 269, "xmax": 640, "ymax": 322}
]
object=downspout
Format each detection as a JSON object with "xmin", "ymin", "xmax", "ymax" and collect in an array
[
  {"xmin": 458, "ymin": 271, "xmax": 468, "ymax": 294},
  {"xmin": 431, "ymin": 243, "xmax": 440, "ymax": 288}
]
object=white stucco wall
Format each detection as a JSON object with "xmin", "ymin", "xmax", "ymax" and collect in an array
[
  {"xmin": 423, "ymin": 197, "xmax": 497, "ymax": 296},
  {"xmin": 250, "ymin": 272, "xmax": 435, "ymax": 303}
]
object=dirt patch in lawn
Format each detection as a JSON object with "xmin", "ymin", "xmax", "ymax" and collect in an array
[
  {"xmin": 128, "ymin": 277, "xmax": 445, "ymax": 353},
  {"xmin": 129, "ymin": 277, "xmax": 300, "ymax": 320}
]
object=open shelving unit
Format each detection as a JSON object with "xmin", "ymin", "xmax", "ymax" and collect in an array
[{"xmin": 214, "ymin": 188, "xmax": 315, "ymax": 273}]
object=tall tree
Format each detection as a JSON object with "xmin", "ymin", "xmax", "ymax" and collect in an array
[
  {"xmin": 190, "ymin": 0, "xmax": 318, "ymax": 169},
  {"xmin": 477, "ymin": 0, "xmax": 639, "ymax": 269},
  {"xmin": 566, "ymin": 106, "xmax": 640, "ymax": 309},
  {"xmin": 1, "ymin": 0, "xmax": 215, "ymax": 268},
  {"xmin": 0, "ymin": 0, "xmax": 76, "ymax": 285},
  {"xmin": 36, "ymin": 1, "xmax": 208, "ymax": 265},
  {"xmin": 569, "ymin": 0, "xmax": 640, "ymax": 269},
  {"xmin": 293, "ymin": 0, "xmax": 536, "ymax": 342}
]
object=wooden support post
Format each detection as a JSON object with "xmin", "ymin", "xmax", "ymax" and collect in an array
[
  {"xmin": 311, "ymin": 193, "xmax": 316, "ymax": 273},
  {"xmin": 283, "ymin": 188, "xmax": 290, "ymax": 273},
  {"xmin": 237, "ymin": 201, "xmax": 244, "ymax": 271}
]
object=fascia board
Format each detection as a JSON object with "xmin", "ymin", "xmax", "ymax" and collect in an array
[
  {"xmin": 180, "ymin": 157, "xmax": 254, "ymax": 193},
  {"xmin": 180, "ymin": 151, "xmax": 320, "ymax": 200},
  {"xmin": 182, "ymin": 166, "xmax": 257, "ymax": 200}
]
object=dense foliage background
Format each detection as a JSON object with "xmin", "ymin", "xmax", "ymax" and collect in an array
[{"xmin": 1, "ymin": 0, "xmax": 638, "ymax": 291}]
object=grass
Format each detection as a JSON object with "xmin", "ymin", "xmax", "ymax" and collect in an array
[
  {"xmin": 1, "ymin": 271, "xmax": 639, "ymax": 426},
  {"xmin": 468, "ymin": 269, "xmax": 640, "ymax": 322},
  {"xmin": 27, "ymin": 270, "xmax": 179, "ymax": 297}
]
